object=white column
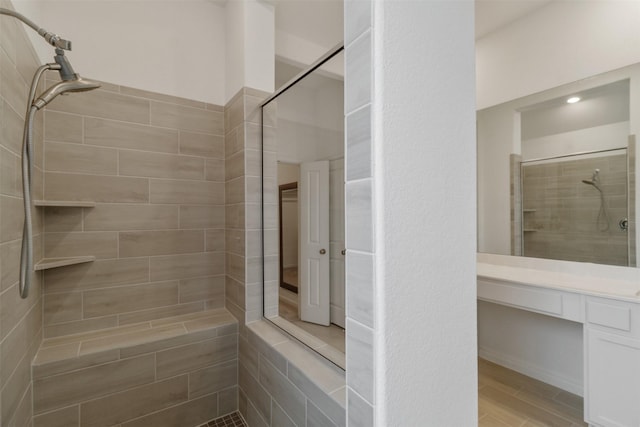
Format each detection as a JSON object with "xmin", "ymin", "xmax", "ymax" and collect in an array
[{"xmin": 345, "ymin": 1, "xmax": 477, "ymax": 425}]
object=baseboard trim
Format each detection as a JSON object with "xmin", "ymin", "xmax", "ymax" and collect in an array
[
  {"xmin": 330, "ymin": 305, "xmax": 345, "ymax": 328},
  {"xmin": 479, "ymin": 347, "xmax": 583, "ymax": 396}
]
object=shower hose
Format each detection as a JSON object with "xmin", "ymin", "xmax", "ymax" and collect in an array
[
  {"xmin": 19, "ymin": 63, "xmax": 58, "ymax": 299},
  {"xmin": 19, "ymin": 106, "xmax": 37, "ymax": 298},
  {"xmin": 597, "ymin": 191, "xmax": 611, "ymax": 233}
]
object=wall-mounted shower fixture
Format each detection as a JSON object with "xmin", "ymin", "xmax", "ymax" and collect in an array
[
  {"xmin": 1, "ymin": 7, "xmax": 101, "ymax": 299},
  {"xmin": 0, "ymin": 7, "xmax": 72, "ymax": 50},
  {"xmin": 581, "ymin": 168, "xmax": 611, "ymax": 232},
  {"xmin": 581, "ymin": 168, "xmax": 602, "ymax": 191}
]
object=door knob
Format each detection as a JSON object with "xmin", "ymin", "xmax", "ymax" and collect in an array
[
  {"xmin": 319, "ymin": 249, "xmax": 326, "ymax": 255},
  {"xmin": 341, "ymin": 249, "xmax": 346, "ymax": 255}
]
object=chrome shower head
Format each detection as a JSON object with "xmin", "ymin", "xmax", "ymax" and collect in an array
[
  {"xmin": 33, "ymin": 76, "xmax": 100, "ymax": 110},
  {"xmin": 32, "ymin": 48, "xmax": 100, "ymax": 110}
]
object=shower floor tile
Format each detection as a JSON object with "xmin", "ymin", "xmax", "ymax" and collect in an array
[{"xmin": 200, "ymin": 412, "xmax": 247, "ymax": 427}]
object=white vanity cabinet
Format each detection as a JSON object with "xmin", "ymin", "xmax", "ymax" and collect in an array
[
  {"xmin": 584, "ymin": 297, "xmax": 640, "ymax": 427},
  {"xmin": 477, "ymin": 258, "xmax": 640, "ymax": 426}
]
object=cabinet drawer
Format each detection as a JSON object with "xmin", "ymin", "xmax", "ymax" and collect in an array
[
  {"xmin": 478, "ymin": 279, "xmax": 583, "ymax": 322},
  {"xmin": 586, "ymin": 297, "xmax": 640, "ymax": 338}
]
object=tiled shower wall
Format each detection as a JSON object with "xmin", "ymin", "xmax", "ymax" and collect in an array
[
  {"xmin": 41, "ymin": 77, "xmax": 226, "ymax": 337},
  {"xmin": 510, "ymin": 154, "xmax": 522, "ymax": 256},
  {"xmin": 225, "ymin": 87, "xmax": 347, "ymax": 427},
  {"xmin": 521, "ymin": 153, "xmax": 630, "ymax": 266},
  {"xmin": 0, "ymin": 3, "xmax": 45, "ymax": 425},
  {"xmin": 224, "ymin": 87, "xmax": 272, "ymax": 327}
]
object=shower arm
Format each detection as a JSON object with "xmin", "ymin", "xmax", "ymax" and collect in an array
[{"xmin": 0, "ymin": 7, "xmax": 72, "ymax": 50}]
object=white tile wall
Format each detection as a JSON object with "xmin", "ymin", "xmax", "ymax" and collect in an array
[
  {"xmin": 346, "ymin": 106, "xmax": 372, "ymax": 181},
  {"xmin": 345, "ymin": 30, "xmax": 372, "ymax": 114},
  {"xmin": 345, "ymin": 319, "xmax": 374, "ymax": 405},
  {"xmin": 345, "ymin": 179, "xmax": 374, "ymax": 252},
  {"xmin": 345, "ymin": 0, "xmax": 376, "ymax": 424}
]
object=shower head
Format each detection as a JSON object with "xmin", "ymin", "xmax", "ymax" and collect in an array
[
  {"xmin": 582, "ymin": 178, "xmax": 602, "ymax": 192},
  {"xmin": 581, "ymin": 168, "xmax": 602, "ymax": 191},
  {"xmin": 32, "ymin": 49, "xmax": 100, "ymax": 110},
  {"xmin": 33, "ymin": 76, "xmax": 100, "ymax": 110}
]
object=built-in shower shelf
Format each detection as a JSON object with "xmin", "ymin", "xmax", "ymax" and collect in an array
[
  {"xmin": 523, "ymin": 229, "xmax": 538, "ymax": 232},
  {"xmin": 35, "ymin": 256, "xmax": 96, "ymax": 271},
  {"xmin": 523, "ymin": 209, "xmax": 537, "ymax": 213},
  {"xmin": 35, "ymin": 200, "xmax": 96, "ymax": 208}
]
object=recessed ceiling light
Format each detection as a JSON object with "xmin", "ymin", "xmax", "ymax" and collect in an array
[{"xmin": 567, "ymin": 96, "xmax": 581, "ymax": 104}]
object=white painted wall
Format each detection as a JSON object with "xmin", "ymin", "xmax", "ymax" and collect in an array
[
  {"xmin": 477, "ymin": 1, "xmax": 640, "ymax": 110},
  {"xmin": 226, "ymin": 0, "xmax": 275, "ymax": 102},
  {"xmin": 522, "ymin": 122, "xmax": 629, "ymax": 161},
  {"xmin": 477, "ymin": 104, "xmax": 519, "ymax": 255},
  {"xmin": 277, "ymin": 162, "xmax": 300, "ymax": 186},
  {"xmin": 275, "ymin": 29, "xmax": 343, "ymax": 77},
  {"xmin": 276, "ymin": 65, "xmax": 344, "ymax": 164},
  {"xmin": 15, "ymin": 0, "xmax": 228, "ymax": 105},
  {"xmin": 373, "ymin": 1, "xmax": 477, "ymax": 424}
]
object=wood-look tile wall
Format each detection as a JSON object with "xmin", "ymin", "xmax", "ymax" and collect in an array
[
  {"xmin": 0, "ymin": 2, "xmax": 45, "ymax": 425},
  {"xmin": 224, "ymin": 87, "xmax": 271, "ymax": 328},
  {"xmin": 522, "ymin": 153, "xmax": 629, "ymax": 266},
  {"xmin": 510, "ymin": 154, "xmax": 523, "ymax": 256},
  {"xmin": 240, "ymin": 321, "xmax": 345, "ymax": 427},
  {"xmin": 41, "ymin": 75, "xmax": 226, "ymax": 338},
  {"xmin": 225, "ymin": 87, "xmax": 348, "ymax": 427},
  {"xmin": 32, "ymin": 321, "xmax": 239, "ymax": 427}
]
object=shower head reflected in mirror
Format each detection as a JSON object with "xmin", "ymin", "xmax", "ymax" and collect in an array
[{"xmin": 581, "ymin": 169, "xmax": 602, "ymax": 191}]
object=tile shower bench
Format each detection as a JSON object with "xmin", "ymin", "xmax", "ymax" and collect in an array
[
  {"xmin": 31, "ymin": 308, "xmax": 239, "ymax": 427},
  {"xmin": 478, "ymin": 254, "xmax": 640, "ymax": 427}
]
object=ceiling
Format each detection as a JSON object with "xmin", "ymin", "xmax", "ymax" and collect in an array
[{"xmin": 272, "ymin": 0, "xmax": 555, "ymax": 48}]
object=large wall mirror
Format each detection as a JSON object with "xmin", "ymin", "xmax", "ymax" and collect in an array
[
  {"xmin": 477, "ymin": 1, "xmax": 640, "ymax": 269},
  {"xmin": 261, "ymin": 46, "xmax": 345, "ymax": 368}
]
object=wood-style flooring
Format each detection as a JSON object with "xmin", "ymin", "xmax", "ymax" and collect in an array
[
  {"xmin": 479, "ymin": 358, "xmax": 587, "ymax": 427},
  {"xmin": 278, "ymin": 287, "xmax": 345, "ymax": 353}
]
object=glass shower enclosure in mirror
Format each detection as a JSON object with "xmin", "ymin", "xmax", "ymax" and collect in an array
[
  {"xmin": 261, "ymin": 45, "xmax": 345, "ymax": 368},
  {"xmin": 478, "ymin": 68, "xmax": 638, "ymax": 267}
]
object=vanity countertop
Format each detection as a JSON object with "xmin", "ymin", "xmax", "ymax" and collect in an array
[{"xmin": 478, "ymin": 254, "xmax": 640, "ymax": 303}]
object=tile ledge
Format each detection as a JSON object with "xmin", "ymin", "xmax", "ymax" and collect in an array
[
  {"xmin": 35, "ymin": 256, "xmax": 96, "ymax": 271},
  {"xmin": 34, "ymin": 308, "xmax": 239, "ymax": 377},
  {"xmin": 34, "ymin": 200, "xmax": 96, "ymax": 207},
  {"xmin": 246, "ymin": 320, "xmax": 346, "ymax": 409}
]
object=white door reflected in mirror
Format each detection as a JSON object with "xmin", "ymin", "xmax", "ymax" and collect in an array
[{"xmin": 299, "ymin": 160, "xmax": 330, "ymax": 326}]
